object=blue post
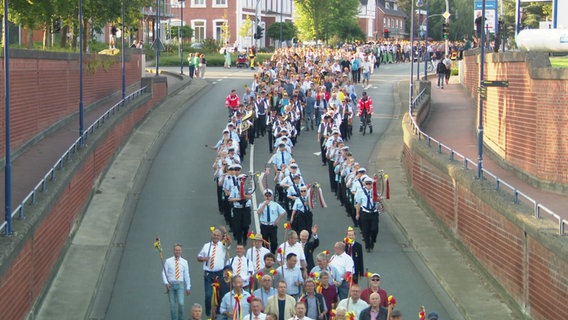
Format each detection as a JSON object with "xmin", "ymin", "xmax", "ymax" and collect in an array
[
  {"xmin": 79, "ymin": 0, "xmax": 85, "ymax": 144},
  {"xmin": 477, "ymin": 0, "xmax": 486, "ymax": 179},
  {"xmin": 515, "ymin": 0, "xmax": 521, "ymax": 35},
  {"xmin": 122, "ymin": 0, "xmax": 126, "ymax": 102},
  {"xmin": 4, "ymin": 0, "xmax": 12, "ymax": 235},
  {"xmin": 180, "ymin": 0, "xmax": 185, "ymax": 75},
  {"xmin": 552, "ymin": 0, "xmax": 558, "ymax": 29}
]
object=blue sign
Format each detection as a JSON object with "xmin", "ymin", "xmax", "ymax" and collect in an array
[
  {"xmin": 474, "ymin": 0, "xmax": 497, "ymax": 10},
  {"xmin": 561, "ymin": 36, "xmax": 568, "ymax": 44}
]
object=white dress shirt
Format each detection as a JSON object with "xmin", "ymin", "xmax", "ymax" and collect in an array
[
  {"xmin": 227, "ymin": 255, "xmax": 254, "ymax": 286},
  {"xmin": 246, "ymin": 246, "xmax": 272, "ymax": 272},
  {"xmin": 329, "ymin": 252, "xmax": 354, "ymax": 280},
  {"xmin": 161, "ymin": 256, "xmax": 191, "ymax": 290},
  {"xmin": 276, "ymin": 242, "xmax": 306, "ymax": 269},
  {"xmin": 244, "ymin": 312, "xmax": 267, "ymax": 320},
  {"xmin": 198, "ymin": 241, "xmax": 227, "ymax": 272}
]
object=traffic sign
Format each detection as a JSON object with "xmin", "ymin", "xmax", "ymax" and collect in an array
[
  {"xmin": 151, "ymin": 38, "xmax": 165, "ymax": 52},
  {"xmin": 483, "ymin": 80, "xmax": 509, "ymax": 87},
  {"xmin": 442, "ymin": 11, "xmax": 451, "ymax": 20}
]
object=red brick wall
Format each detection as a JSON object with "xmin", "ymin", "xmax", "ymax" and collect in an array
[
  {"xmin": 402, "ymin": 122, "xmax": 568, "ymax": 320},
  {"xmin": 0, "ymin": 50, "xmax": 142, "ymax": 157},
  {"xmin": 0, "ymin": 79, "xmax": 167, "ymax": 320},
  {"xmin": 462, "ymin": 51, "xmax": 568, "ymax": 185}
]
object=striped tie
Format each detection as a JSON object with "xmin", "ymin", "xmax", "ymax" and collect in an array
[
  {"xmin": 256, "ymin": 249, "xmax": 261, "ymax": 271},
  {"xmin": 175, "ymin": 258, "xmax": 180, "ymax": 280},
  {"xmin": 237, "ymin": 258, "xmax": 242, "ymax": 275},
  {"xmin": 209, "ymin": 243, "xmax": 216, "ymax": 270}
]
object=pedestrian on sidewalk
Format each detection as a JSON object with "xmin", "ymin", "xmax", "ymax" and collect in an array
[
  {"xmin": 162, "ymin": 244, "xmax": 191, "ymax": 320},
  {"xmin": 188, "ymin": 53, "xmax": 196, "ymax": 78},
  {"xmin": 443, "ymin": 54, "xmax": 452, "ymax": 85},
  {"xmin": 436, "ymin": 60, "xmax": 446, "ymax": 89},
  {"xmin": 199, "ymin": 54, "xmax": 207, "ymax": 79}
]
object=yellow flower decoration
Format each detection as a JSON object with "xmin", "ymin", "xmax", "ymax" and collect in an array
[
  {"xmin": 210, "ymin": 226, "xmax": 216, "ymax": 232},
  {"xmin": 153, "ymin": 237, "xmax": 162, "ymax": 252}
]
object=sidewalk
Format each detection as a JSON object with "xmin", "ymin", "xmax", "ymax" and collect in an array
[
  {"xmin": 0, "ymin": 73, "xmax": 186, "ymax": 215},
  {"xmin": 423, "ymin": 77, "xmax": 568, "ymax": 221}
]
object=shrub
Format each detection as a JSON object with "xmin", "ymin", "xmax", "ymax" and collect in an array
[{"xmin": 451, "ymin": 67, "xmax": 459, "ymax": 76}]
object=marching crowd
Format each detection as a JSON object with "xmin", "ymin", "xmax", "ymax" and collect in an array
[{"xmin": 162, "ymin": 45, "xmax": 441, "ymax": 320}]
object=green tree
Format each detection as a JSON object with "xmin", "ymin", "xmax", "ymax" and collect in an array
[
  {"xmin": 171, "ymin": 26, "xmax": 194, "ymax": 42},
  {"xmin": 294, "ymin": 0, "xmax": 361, "ymax": 42},
  {"xmin": 266, "ymin": 22, "xmax": 297, "ymax": 42},
  {"xmin": 240, "ymin": 15, "xmax": 253, "ymax": 39}
]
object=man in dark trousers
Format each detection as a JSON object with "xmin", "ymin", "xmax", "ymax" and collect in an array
[
  {"xmin": 344, "ymin": 227, "xmax": 364, "ymax": 283},
  {"xmin": 299, "ymin": 225, "xmax": 320, "ymax": 271}
]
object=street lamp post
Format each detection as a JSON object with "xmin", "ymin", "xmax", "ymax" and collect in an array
[
  {"xmin": 4, "ymin": 0, "xmax": 12, "ymax": 235},
  {"xmin": 79, "ymin": 0, "xmax": 85, "ymax": 144},
  {"xmin": 179, "ymin": 0, "xmax": 185, "ymax": 75},
  {"xmin": 409, "ymin": 0, "xmax": 416, "ymax": 114},
  {"xmin": 477, "ymin": 0, "xmax": 487, "ymax": 179},
  {"xmin": 279, "ymin": 0, "xmax": 283, "ymax": 48},
  {"xmin": 416, "ymin": 0, "xmax": 422, "ymax": 81},
  {"xmin": 122, "ymin": 0, "xmax": 126, "ymax": 102},
  {"xmin": 424, "ymin": 0, "xmax": 429, "ymax": 80}
]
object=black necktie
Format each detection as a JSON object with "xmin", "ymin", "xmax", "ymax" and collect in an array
[
  {"xmin": 281, "ymin": 152, "xmax": 285, "ymax": 164},
  {"xmin": 266, "ymin": 204, "xmax": 271, "ymax": 222},
  {"xmin": 233, "ymin": 176, "xmax": 237, "ymax": 185},
  {"xmin": 366, "ymin": 189, "xmax": 372, "ymax": 209}
]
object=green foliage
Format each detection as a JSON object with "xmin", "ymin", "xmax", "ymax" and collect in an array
[
  {"xmin": 266, "ymin": 22, "xmax": 297, "ymax": 42},
  {"xmin": 171, "ymin": 26, "xmax": 194, "ymax": 41},
  {"xmin": 149, "ymin": 52, "xmax": 272, "ymax": 67},
  {"xmin": 294, "ymin": 0, "xmax": 361, "ymax": 42},
  {"xmin": 550, "ymin": 56, "xmax": 568, "ymax": 69},
  {"xmin": 202, "ymin": 38, "xmax": 221, "ymax": 53},
  {"xmin": 451, "ymin": 67, "xmax": 459, "ymax": 76}
]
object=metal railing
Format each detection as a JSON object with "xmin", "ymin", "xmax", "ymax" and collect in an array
[
  {"xmin": 408, "ymin": 97, "xmax": 566, "ymax": 236},
  {"xmin": 0, "ymin": 86, "xmax": 148, "ymax": 235}
]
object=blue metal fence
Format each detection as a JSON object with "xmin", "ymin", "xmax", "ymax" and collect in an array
[
  {"xmin": 409, "ymin": 89, "xmax": 566, "ymax": 236},
  {"xmin": 0, "ymin": 87, "xmax": 148, "ymax": 235}
]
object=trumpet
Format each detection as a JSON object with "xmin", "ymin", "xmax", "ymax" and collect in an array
[{"xmin": 237, "ymin": 110, "xmax": 255, "ymax": 133}]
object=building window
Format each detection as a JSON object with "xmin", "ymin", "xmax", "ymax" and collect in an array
[
  {"xmin": 213, "ymin": 20, "xmax": 228, "ymax": 43},
  {"xmin": 212, "ymin": 0, "xmax": 227, "ymax": 8},
  {"xmin": 192, "ymin": 20, "xmax": 205, "ymax": 42},
  {"xmin": 191, "ymin": 0, "xmax": 205, "ymax": 7}
]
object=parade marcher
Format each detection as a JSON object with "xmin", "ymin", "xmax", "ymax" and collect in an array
[
  {"xmin": 344, "ymin": 228, "xmax": 364, "ymax": 284},
  {"xmin": 310, "ymin": 252, "xmax": 341, "ymax": 286},
  {"xmin": 255, "ymin": 253, "xmax": 278, "ymax": 287},
  {"xmin": 347, "ymin": 167, "xmax": 366, "ymax": 227},
  {"xmin": 299, "ymin": 279, "xmax": 328, "ymax": 320},
  {"xmin": 357, "ymin": 92, "xmax": 373, "ymax": 134},
  {"xmin": 290, "ymin": 186, "xmax": 313, "ymax": 236},
  {"xmin": 286, "ymin": 174, "xmax": 304, "ymax": 220},
  {"xmin": 219, "ymin": 276, "xmax": 251, "ymax": 320},
  {"xmin": 265, "ymin": 281, "xmax": 297, "ymax": 320},
  {"xmin": 255, "ymin": 91, "xmax": 269, "ymax": 138},
  {"xmin": 276, "ymin": 253, "xmax": 304, "ymax": 299},
  {"xmin": 360, "ymin": 273, "xmax": 388, "ymax": 308},
  {"xmin": 329, "ymin": 242, "xmax": 354, "ymax": 300},
  {"xmin": 276, "ymin": 230, "xmax": 308, "ymax": 273},
  {"xmin": 197, "ymin": 228, "xmax": 229, "ymax": 317},
  {"xmin": 226, "ymin": 244, "xmax": 254, "ymax": 288},
  {"xmin": 254, "ymin": 274, "xmax": 278, "ymax": 307},
  {"xmin": 358, "ymin": 293, "xmax": 389, "ymax": 320},
  {"xmin": 257, "ymin": 189, "xmax": 287, "ymax": 253},
  {"xmin": 191, "ymin": 303, "xmax": 203, "ymax": 320},
  {"xmin": 290, "ymin": 301, "xmax": 313, "ymax": 320},
  {"xmin": 319, "ymin": 272, "xmax": 338, "ymax": 318},
  {"xmin": 162, "ymin": 243, "xmax": 191, "ymax": 320},
  {"xmin": 317, "ymin": 115, "xmax": 332, "ymax": 166},
  {"xmin": 222, "ymin": 164, "xmax": 240, "ymax": 227},
  {"xmin": 336, "ymin": 284, "xmax": 369, "ymax": 320},
  {"xmin": 243, "ymin": 297, "xmax": 266, "ymax": 320},
  {"xmin": 229, "ymin": 174, "xmax": 253, "ymax": 244},
  {"xmin": 247, "ymin": 234, "xmax": 272, "ymax": 273},
  {"xmin": 299, "ymin": 225, "xmax": 319, "ymax": 271},
  {"xmin": 355, "ymin": 177, "xmax": 380, "ymax": 252}
]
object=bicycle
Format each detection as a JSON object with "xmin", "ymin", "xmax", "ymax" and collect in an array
[
  {"xmin": 360, "ymin": 112, "xmax": 371, "ymax": 136},
  {"xmin": 427, "ymin": 58, "xmax": 438, "ymax": 73}
]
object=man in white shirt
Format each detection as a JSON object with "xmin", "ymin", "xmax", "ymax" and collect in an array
[
  {"xmin": 276, "ymin": 230, "xmax": 307, "ymax": 276},
  {"xmin": 329, "ymin": 242, "xmax": 354, "ymax": 300},
  {"xmin": 244, "ymin": 297, "xmax": 267, "ymax": 320},
  {"xmin": 227, "ymin": 244, "xmax": 254, "ymax": 288},
  {"xmin": 336, "ymin": 284, "xmax": 369, "ymax": 320},
  {"xmin": 247, "ymin": 234, "xmax": 272, "ymax": 273},
  {"xmin": 162, "ymin": 243, "xmax": 191, "ymax": 320},
  {"xmin": 197, "ymin": 229, "xmax": 229, "ymax": 317},
  {"xmin": 289, "ymin": 301, "xmax": 313, "ymax": 320}
]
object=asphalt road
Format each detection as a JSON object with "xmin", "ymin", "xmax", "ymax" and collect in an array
[{"xmin": 102, "ymin": 65, "xmax": 463, "ymax": 320}]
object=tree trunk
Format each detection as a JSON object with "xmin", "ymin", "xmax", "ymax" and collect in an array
[
  {"xmin": 60, "ymin": 25, "xmax": 68, "ymax": 48},
  {"xmin": 27, "ymin": 28, "xmax": 33, "ymax": 49}
]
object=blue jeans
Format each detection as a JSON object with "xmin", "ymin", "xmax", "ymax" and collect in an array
[
  {"xmin": 338, "ymin": 280, "xmax": 349, "ymax": 300},
  {"xmin": 437, "ymin": 73, "xmax": 445, "ymax": 87},
  {"xmin": 168, "ymin": 282, "xmax": 185, "ymax": 320}
]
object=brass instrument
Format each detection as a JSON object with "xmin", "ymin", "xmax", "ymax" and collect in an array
[{"xmin": 237, "ymin": 110, "xmax": 255, "ymax": 133}]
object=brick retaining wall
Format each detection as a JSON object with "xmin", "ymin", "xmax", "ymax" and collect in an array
[{"xmin": 402, "ymin": 114, "xmax": 568, "ymax": 320}]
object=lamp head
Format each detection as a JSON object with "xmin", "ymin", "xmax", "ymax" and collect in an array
[{"xmin": 416, "ymin": 0, "xmax": 424, "ymax": 7}]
